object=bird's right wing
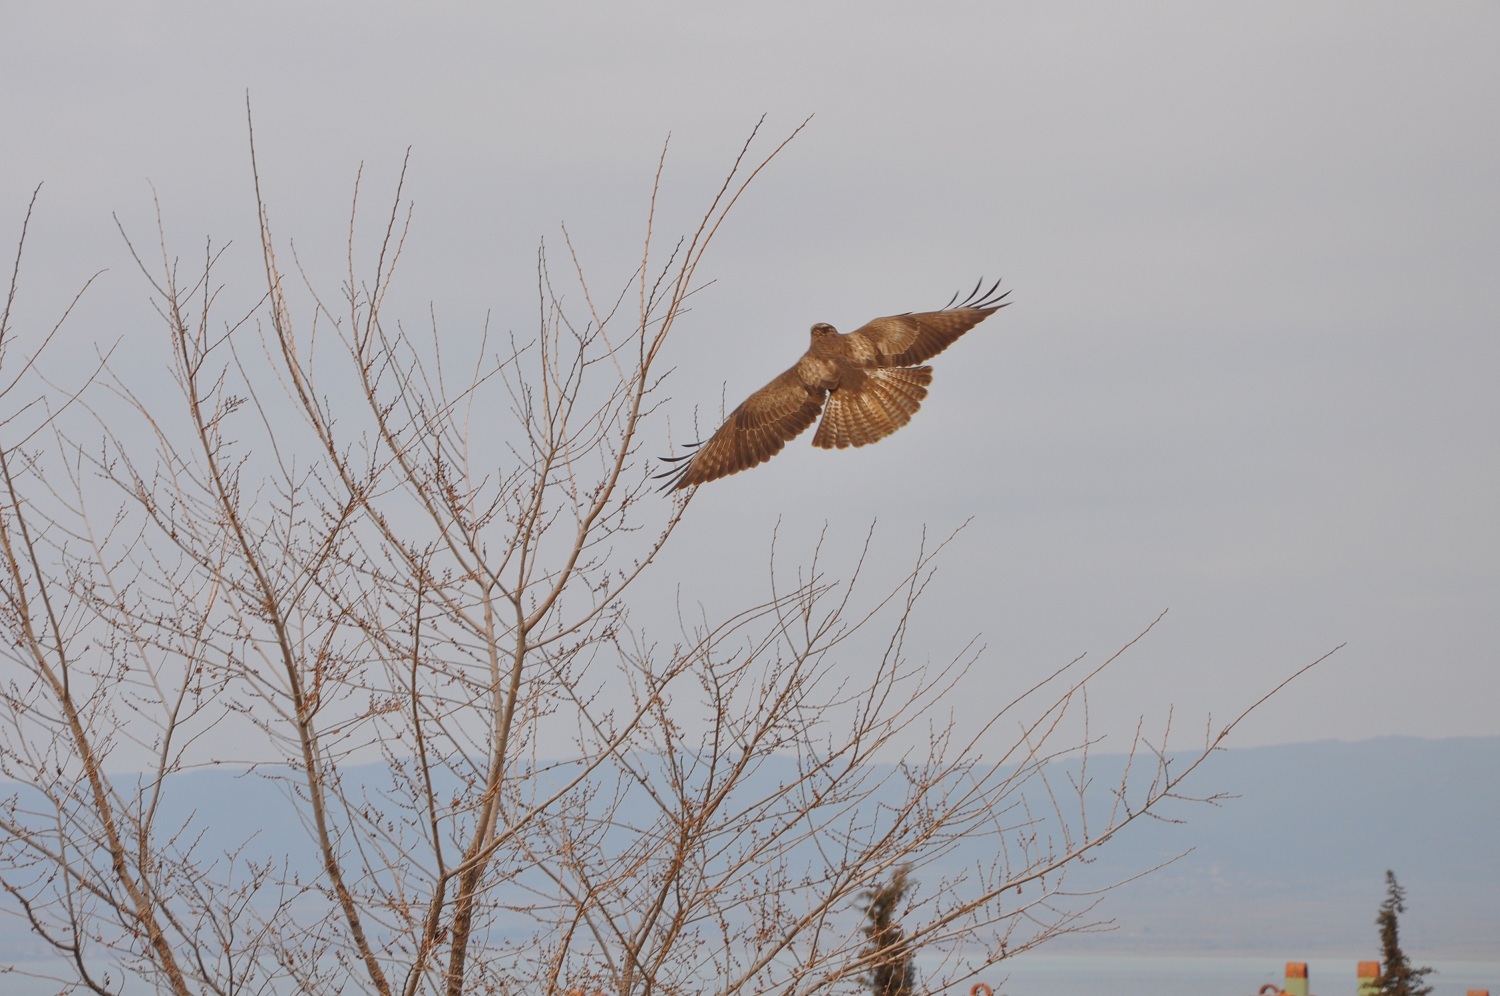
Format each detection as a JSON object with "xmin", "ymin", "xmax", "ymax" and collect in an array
[
  {"xmin": 846, "ymin": 278, "xmax": 1010, "ymax": 367},
  {"xmin": 658, "ymin": 367, "xmax": 827, "ymax": 489}
]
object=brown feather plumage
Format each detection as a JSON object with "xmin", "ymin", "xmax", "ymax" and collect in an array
[{"xmin": 658, "ymin": 278, "xmax": 1008, "ymax": 490}]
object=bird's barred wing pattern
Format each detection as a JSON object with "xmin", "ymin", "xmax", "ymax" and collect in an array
[
  {"xmin": 811, "ymin": 366, "xmax": 931, "ymax": 449},
  {"xmin": 846, "ymin": 278, "xmax": 1011, "ymax": 367},
  {"xmin": 657, "ymin": 366, "xmax": 827, "ymax": 489}
]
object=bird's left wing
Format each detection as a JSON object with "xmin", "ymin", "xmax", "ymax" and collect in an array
[{"xmin": 658, "ymin": 366, "xmax": 827, "ymax": 490}]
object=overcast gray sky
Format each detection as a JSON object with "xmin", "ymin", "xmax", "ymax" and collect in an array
[{"xmin": 3, "ymin": 2, "xmax": 1497, "ymax": 752}]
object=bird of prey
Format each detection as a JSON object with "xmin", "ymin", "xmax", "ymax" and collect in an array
[{"xmin": 657, "ymin": 278, "xmax": 1009, "ymax": 490}]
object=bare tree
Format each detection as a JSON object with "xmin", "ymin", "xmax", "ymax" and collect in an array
[{"xmin": 0, "ymin": 116, "xmax": 1332, "ymax": 996}]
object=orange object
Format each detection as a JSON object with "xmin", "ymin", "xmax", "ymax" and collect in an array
[
  {"xmin": 1284, "ymin": 962, "xmax": 1310, "ymax": 996},
  {"xmin": 1359, "ymin": 961, "xmax": 1380, "ymax": 977}
]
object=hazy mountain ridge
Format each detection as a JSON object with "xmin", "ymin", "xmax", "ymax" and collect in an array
[
  {"xmin": 3, "ymin": 735, "xmax": 1493, "ymax": 961},
  {"xmin": 1036, "ymin": 735, "xmax": 1499, "ymax": 956}
]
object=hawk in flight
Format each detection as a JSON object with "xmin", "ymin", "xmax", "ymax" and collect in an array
[{"xmin": 658, "ymin": 278, "xmax": 1009, "ymax": 489}]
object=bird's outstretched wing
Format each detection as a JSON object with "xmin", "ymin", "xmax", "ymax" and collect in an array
[
  {"xmin": 845, "ymin": 278, "xmax": 1011, "ymax": 367},
  {"xmin": 656, "ymin": 366, "xmax": 827, "ymax": 490}
]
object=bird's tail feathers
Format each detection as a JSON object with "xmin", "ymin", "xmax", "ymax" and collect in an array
[{"xmin": 812, "ymin": 367, "xmax": 931, "ymax": 449}]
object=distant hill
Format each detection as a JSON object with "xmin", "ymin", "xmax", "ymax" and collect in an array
[
  {"xmin": 3, "ymin": 735, "xmax": 1494, "ymax": 964},
  {"xmin": 1033, "ymin": 735, "xmax": 1500, "ymax": 956}
]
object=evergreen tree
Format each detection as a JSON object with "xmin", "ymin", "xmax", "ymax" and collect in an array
[
  {"xmin": 1374, "ymin": 870, "xmax": 1434, "ymax": 996},
  {"xmin": 861, "ymin": 867, "xmax": 917, "ymax": 996}
]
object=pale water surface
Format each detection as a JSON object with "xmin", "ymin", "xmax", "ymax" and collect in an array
[{"xmin": 962, "ymin": 955, "xmax": 1500, "ymax": 996}]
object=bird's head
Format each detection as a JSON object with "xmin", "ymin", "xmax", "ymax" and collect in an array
[{"xmin": 809, "ymin": 322, "xmax": 838, "ymax": 341}]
